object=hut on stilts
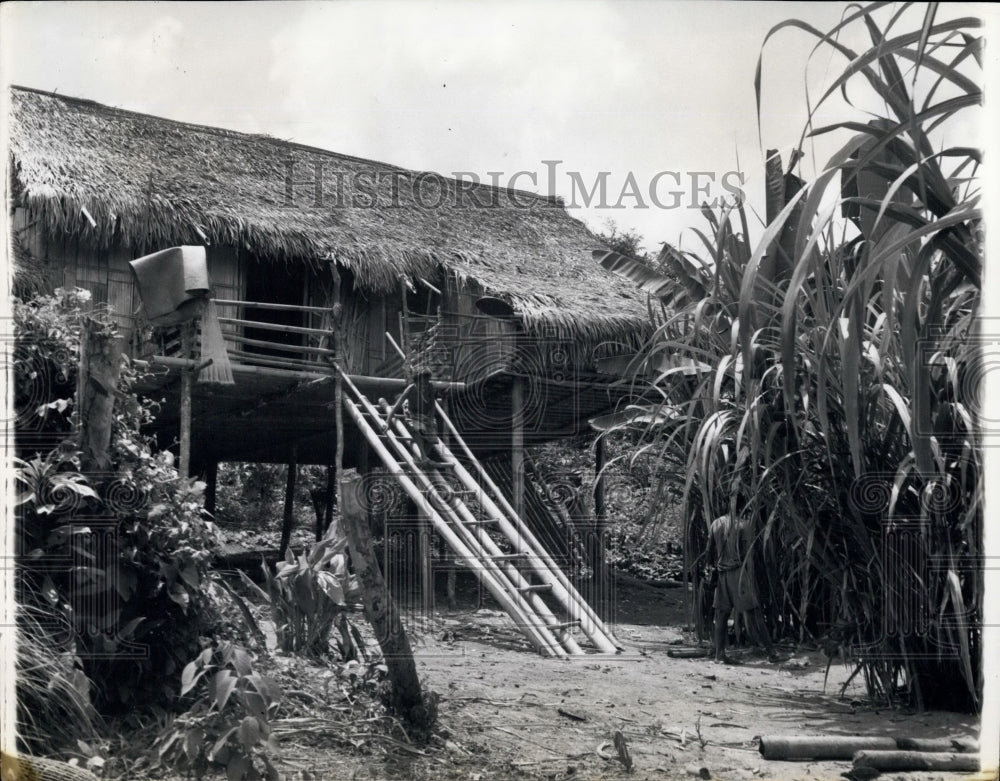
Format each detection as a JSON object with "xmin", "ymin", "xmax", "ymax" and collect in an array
[{"xmin": 8, "ymin": 86, "xmax": 650, "ymax": 655}]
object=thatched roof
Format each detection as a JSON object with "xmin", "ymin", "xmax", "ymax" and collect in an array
[{"xmin": 8, "ymin": 86, "xmax": 648, "ymax": 342}]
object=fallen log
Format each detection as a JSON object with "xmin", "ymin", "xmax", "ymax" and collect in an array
[
  {"xmin": 853, "ymin": 750, "xmax": 979, "ymax": 773},
  {"xmin": 895, "ymin": 737, "xmax": 978, "ymax": 753},
  {"xmin": 759, "ymin": 736, "xmax": 897, "ymax": 760},
  {"xmin": 667, "ymin": 647, "xmax": 711, "ymax": 659},
  {"xmin": 759, "ymin": 735, "xmax": 980, "ymax": 761}
]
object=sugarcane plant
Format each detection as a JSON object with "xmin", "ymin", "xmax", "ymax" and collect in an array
[{"xmin": 598, "ymin": 1, "xmax": 982, "ymax": 710}]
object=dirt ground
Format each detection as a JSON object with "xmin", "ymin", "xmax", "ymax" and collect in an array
[{"xmin": 265, "ymin": 580, "xmax": 981, "ymax": 781}]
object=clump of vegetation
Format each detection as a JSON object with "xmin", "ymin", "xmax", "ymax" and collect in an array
[
  {"xmin": 154, "ymin": 642, "xmax": 283, "ymax": 781},
  {"xmin": 14, "ymin": 288, "xmax": 223, "ymax": 749},
  {"xmin": 238, "ymin": 537, "xmax": 362, "ymax": 660},
  {"xmin": 600, "ymin": 3, "xmax": 982, "ymax": 711}
]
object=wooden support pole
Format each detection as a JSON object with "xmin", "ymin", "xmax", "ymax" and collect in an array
[
  {"xmin": 420, "ymin": 515, "xmax": 433, "ymax": 621},
  {"xmin": 179, "ymin": 323, "xmax": 194, "ymax": 478},
  {"xmin": 593, "ymin": 433, "xmax": 607, "ymax": 603},
  {"xmin": 279, "ymin": 446, "xmax": 298, "ymax": 557},
  {"xmin": 511, "ymin": 376, "xmax": 525, "ymax": 521},
  {"xmin": 341, "ymin": 469, "xmax": 427, "ymax": 725},
  {"xmin": 204, "ymin": 461, "xmax": 218, "ymax": 515},
  {"xmin": 332, "ymin": 268, "xmax": 345, "ymax": 534},
  {"xmin": 324, "ymin": 464, "xmax": 336, "ymax": 538},
  {"xmin": 594, "ymin": 435, "xmax": 606, "ymax": 523},
  {"xmin": 442, "ymin": 397, "xmax": 457, "ymax": 611}
]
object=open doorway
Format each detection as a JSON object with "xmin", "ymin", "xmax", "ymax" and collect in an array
[{"xmin": 243, "ymin": 257, "xmax": 306, "ymax": 358}]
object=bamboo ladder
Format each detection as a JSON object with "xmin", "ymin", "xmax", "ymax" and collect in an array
[{"xmin": 334, "ymin": 366, "xmax": 621, "ymax": 657}]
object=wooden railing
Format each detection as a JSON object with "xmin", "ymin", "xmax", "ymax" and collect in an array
[
  {"xmin": 143, "ymin": 298, "xmax": 444, "ymax": 379},
  {"xmin": 211, "ymin": 298, "xmax": 334, "ymax": 373}
]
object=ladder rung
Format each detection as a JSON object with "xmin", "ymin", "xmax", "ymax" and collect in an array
[
  {"xmin": 490, "ymin": 553, "xmax": 528, "ymax": 560},
  {"xmin": 518, "ymin": 584, "xmax": 553, "ymax": 592},
  {"xmin": 546, "ymin": 620, "xmax": 581, "ymax": 631}
]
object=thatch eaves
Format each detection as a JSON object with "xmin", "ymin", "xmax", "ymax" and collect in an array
[{"xmin": 7, "ymin": 86, "xmax": 649, "ymax": 342}]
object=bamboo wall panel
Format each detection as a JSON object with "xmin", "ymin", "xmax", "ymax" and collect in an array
[
  {"xmin": 208, "ymin": 246, "xmax": 244, "ymax": 353},
  {"xmin": 446, "ymin": 275, "xmax": 514, "ymax": 382}
]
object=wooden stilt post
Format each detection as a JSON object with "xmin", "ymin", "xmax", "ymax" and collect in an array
[
  {"xmin": 179, "ymin": 322, "xmax": 194, "ymax": 478},
  {"xmin": 332, "ymin": 267, "xmax": 345, "ymax": 529},
  {"xmin": 511, "ymin": 376, "xmax": 525, "ymax": 521},
  {"xmin": 420, "ymin": 514, "xmax": 433, "ymax": 621},
  {"xmin": 205, "ymin": 461, "xmax": 218, "ymax": 514},
  {"xmin": 319, "ymin": 464, "xmax": 335, "ymax": 540},
  {"xmin": 594, "ymin": 435, "xmax": 606, "ymax": 522},
  {"xmin": 443, "ymin": 398, "xmax": 457, "ymax": 611},
  {"xmin": 593, "ymin": 434, "xmax": 607, "ymax": 609},
  {"xmin": 279, "ymin": 445, "xmax": 298, "ymax": 557}
]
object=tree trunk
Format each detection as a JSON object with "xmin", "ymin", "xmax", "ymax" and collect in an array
[
  {"xmin": 76, "ymin": 318, "xmax": 124, "ymax": 474},
  {"xmin": 341, "ymin": 470, "xmax": 430, "ymax": 728}
]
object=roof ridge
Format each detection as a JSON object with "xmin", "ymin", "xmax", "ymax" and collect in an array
[{"xmin": 9, "ymin": 84, "xmax": 563, "ymax": 205}]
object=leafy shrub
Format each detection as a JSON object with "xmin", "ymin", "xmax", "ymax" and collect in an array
[
  {"xmin": 240, "ymin": 535, "xmax": 360, "ymax": 659},
  {"xmin": 13, "ymin": 287, "xmax": 92, "ymax": 441},
  {"xmin": 154, "ymin": 643, "xmax": 282, "ymax": 781}
]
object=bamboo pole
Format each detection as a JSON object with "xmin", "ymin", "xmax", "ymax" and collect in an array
[
  {"xmin": 212, "ymin": 298, "xmax": 334, "ymax": 315},
  {"xmin": 435, "ymin": 404, "xmax": 620, "ymax": 653},
  {"xmin": 217, "ymin": 317, "xmax": 330, "ymax": 338},
  {"xmin": 340, "ymin": 395, "xmax": 562, "ymax": 657},
  {"xmin": 227, "ymin": 350, "xmax": 316, "ymax": 370},
  {"xmin": 141, "ymin": 355, "xmax": 466, "ymax": 390},
  {"xmin": 221, "ymin": 333, "xmax": 335, "ymax": 356}
]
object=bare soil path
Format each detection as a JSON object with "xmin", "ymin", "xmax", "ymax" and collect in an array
[{"xmin": 270, "ymin": 581, "xmax": 979, "ymax": 781}]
